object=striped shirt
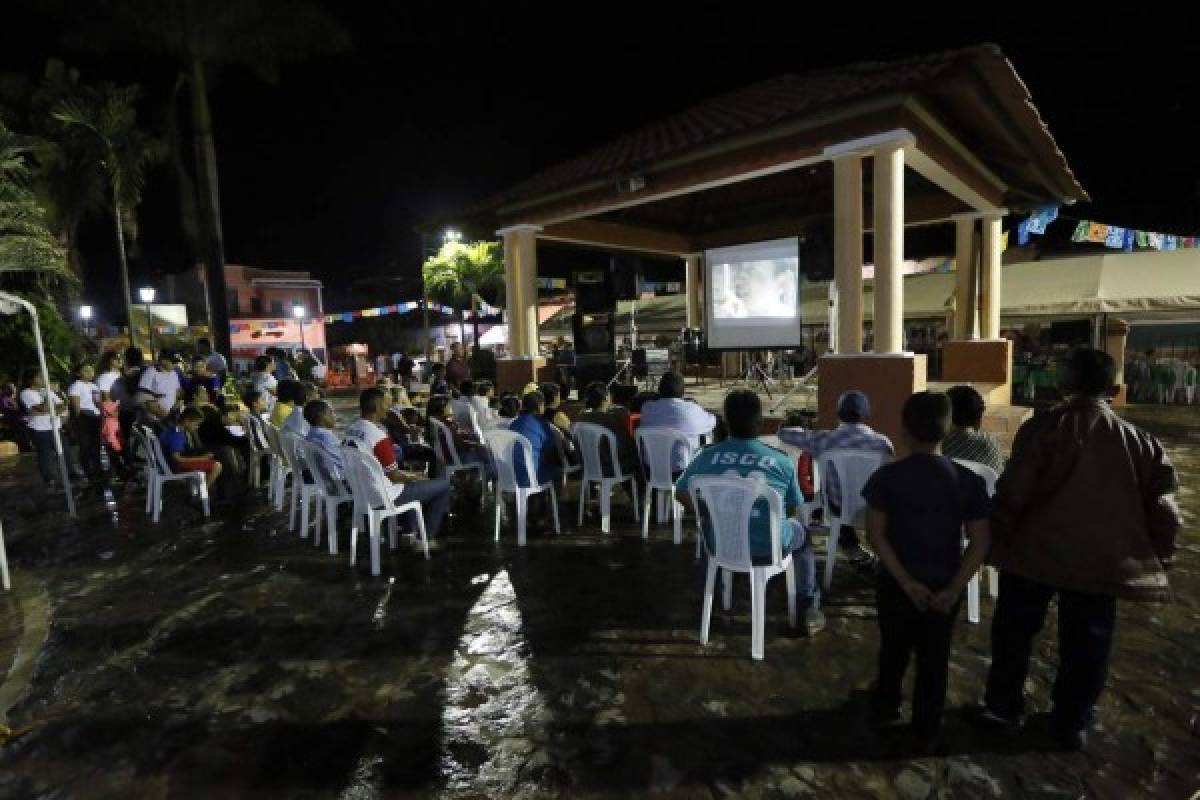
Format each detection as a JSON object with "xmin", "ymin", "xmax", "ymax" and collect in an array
[{"xmin": 777, "ymin": 423, "xmax": 894, "ymax": 509}]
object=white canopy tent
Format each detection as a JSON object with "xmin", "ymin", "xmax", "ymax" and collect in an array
[{"xmin": 0, "ymin": 291, "xmax": 75, "ymax": 523}]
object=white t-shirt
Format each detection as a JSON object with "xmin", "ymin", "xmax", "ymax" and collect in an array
[
  {"xmin": 20, "ymin": 388, "xmax": 59, "ymax": 431},
  {"xmin": 95, "ymin": 371, "xmax": 121, "ymax": 395},
  {"xmin": 137, "ymin": 367, "xmax": 182, "ymax": 413},
  {"xmin": 68, "ymin": 380, "xmax": 100, "ymax": 415}
]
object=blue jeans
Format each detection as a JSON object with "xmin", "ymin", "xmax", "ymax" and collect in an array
[
  {"xmin": 707, "ymin": 519, "xmax": 820, "ymax": 609},
  {"xmin": 396, "ymin": 478, "xmax": 451, "ymax": 539}
]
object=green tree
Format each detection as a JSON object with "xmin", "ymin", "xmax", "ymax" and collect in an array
[
  {"xmin": 422, "ymin": 240, "xmax": 505, "ymax": 354},
  {"xmin": 0, "ymin": 121, "xmax": 71, "ymax": 283},
  {"xmin": 50, "ymin": 81, "xmax": 167, "ymax": 347},
  {"xmin": 58, "ymin": 0, "xmax": 350, "ymax": 358}
]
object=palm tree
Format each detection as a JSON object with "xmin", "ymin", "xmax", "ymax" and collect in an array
[
  {"xmin": 58, "ymin": 0, "xmax": 350, "ymax": 358},
  {"xmin": 422, "ymin": 240, "xmax": 505, "ymax": 354},
  {"xmin": 0, "ymin": 122, "xmax": 71, "ymax": 284},
  {"xmin": 50, "ymin": 83, "xmax": 166, "ymax": 346}
]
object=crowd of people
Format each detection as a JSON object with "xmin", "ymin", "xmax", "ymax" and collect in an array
[{"xmin": 7, "ymin": 337, "xmax": 1182, "ymax": 756}]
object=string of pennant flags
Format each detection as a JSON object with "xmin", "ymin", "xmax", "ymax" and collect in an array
[{"xmin": 1014, "ymin": 204, "xmax": 1199, "ymax": 252}]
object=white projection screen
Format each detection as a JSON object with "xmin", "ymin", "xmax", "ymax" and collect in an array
[{"xmin": 704, "ymin": 237, "xmax": 803, "ymax": 349}]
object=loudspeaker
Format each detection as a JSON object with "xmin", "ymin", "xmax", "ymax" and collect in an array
[
  {"xmin": 610, "ymin": 383, "xmax": 638, "ymax": 409},
  {"xmin": 611, "ymin": 254, "xmax": 641, "ymax": 300},
  {"xmin": 576, "ymin": 355, "xmax": 615, "ymax": 390},
  {"xmin": 800, "ymin": 218, "xmax": 834, "ymax": 282},
  {"xmin": 573, "ymin": 311, "xmax": 615, "ymax": 356},
  {"xmin": 573, "ymin": 269, "xmax": 615, "ymax": 312}
]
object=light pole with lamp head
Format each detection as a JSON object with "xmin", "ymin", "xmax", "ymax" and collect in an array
[
  {"xmin": 79, "ymin": 304, "xmax": 93, "ymax": 337},
  {"xmin": 139, "ymin": 287, "xmax": 156, "ymax": 355}
]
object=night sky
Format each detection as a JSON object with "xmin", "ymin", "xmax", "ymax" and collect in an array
[{"xmin": 3, "ymin": 5, "xmax": 1199, "ymax": 321}]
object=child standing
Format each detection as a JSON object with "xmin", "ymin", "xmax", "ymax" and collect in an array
[{"xmin": 862, "ymin": 391, "xmax": 991, "ymax": 748}]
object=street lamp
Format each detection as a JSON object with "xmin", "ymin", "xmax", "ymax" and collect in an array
[
  {"xmin": 292, "ymin": 303, "xmax": 307, "ymax": 353},
  {"xmin": 139, "ymin": 287, "xmax": 156, "ymax": 354},
  {"xmin": 79, "ymin": 304, "xmax": 93, "ymax": 336},
  {"xmin": 443, "ymin": 228, "xmax": 462, "ymax": 244}
]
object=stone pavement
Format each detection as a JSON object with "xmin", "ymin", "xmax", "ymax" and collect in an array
[{"xmin": 0, "ymin": 406, "xmax": 1195, "ymax": 798}]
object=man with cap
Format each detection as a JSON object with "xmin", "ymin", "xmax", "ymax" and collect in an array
[{"xmin": 778, "ymin": 390, "xmax": 894, "ymax": 565}]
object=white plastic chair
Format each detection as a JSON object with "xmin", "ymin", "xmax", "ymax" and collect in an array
[
  {"xmin": 429, "ymin": 417, "xmax": 488, "ymax": 506},
  {"xmin": 340, "ymin": 445, "xmax": 428, "ymax": 576},
  {"xmin": 689, "ymin": 474, "xmax": 797, "ymax": 661},
  {"xmin": 817, "ymin": 448, "xmax": 889, "ymax": 591},
  {"xmin": 297, "ymin": 438, "xmax": 355, "ymax": 554},
  {"xmin": 572, "ymin": 421, "xmax": 640, "ymax": 534},
  {"xmin": 953, "ymin": 458, "xmax": 1000, "ymax": 624},
  {"xmin": 262, "ymin": 423, "xmax": 295, "ymax": 516},
  {"xmin": 636, "ymin": 427, "xmax": 694, "ymax": 544},
  {"xmin": 281, "ymin": 431, "xmax": 325, "ymax": 541},
  {"xmin": 552, "ymin": 425, "xmax": 581, "ymax": 491},
  {"xmin": 135, "ymin": 424, "xmax": 210, "ymax": 523},
  {"xmin": 242, "ymin": 413, "xmax": 275, "ymax": 492},
  {"xmin": 482, "ymin": 429, "xmax": 561, "ymax": 546}
]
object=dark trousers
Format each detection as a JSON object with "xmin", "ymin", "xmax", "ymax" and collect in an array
[
  {"xmin": 397, "ymin": 478, "xmax": 451, "ymax": 539},
  {"xmin": 874, "ymin": 572, "xmax": 960, "ymax": 735},
  {"xmin": 73, "ymin": 413, "xmax": 103, "ymax": 481},
  {"xmin": 984, "ymin": 570, "xmax": 1117, "ymax": 733},
  {"xmin": 30, "ymin": 429, "xmax": 76, "ymax": 484}
]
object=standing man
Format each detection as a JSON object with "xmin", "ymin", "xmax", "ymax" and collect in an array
[
  {"xmin": 969, "ymin": 348, "xmax": 1180, "ymax": 751},
  {"xmin": 445, "ymin": 342, "xmax": 471, "ymax": 386},
  {"xmin": 374, "ymin": 351, "xmax": 391, "ymax": 381},
  {"xmin": 137, "ymin": 350, "xmax": 184, "ymax": 422}
]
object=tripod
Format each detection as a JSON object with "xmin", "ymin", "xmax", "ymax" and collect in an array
[
  {"xmin": 606, "ymin": 358, "xmax": 633, "ymax": 391},
  {"xmin": 742, "ymin": 356, "xmax": 774, "ymax": 399}
]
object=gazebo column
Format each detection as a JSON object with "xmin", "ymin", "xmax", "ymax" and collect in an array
[
  {"xmin": 832, "ymin": 153, "xmax": 863, "ymax": 354},
  {"xmin": 952, "ymin": 216, "xmax": 978, "ymax": 340},
  {"xmin": 942, "ymin": 210, "xmax": 1013, "ymax": 407},
  {"xmin": 496, "ymin": 223, "xmax": 544, "ymax": 392},
  {"xmin": 683, "ymin": 253, "xmax": 703, "ymax": 329},
  {"xmin": 817, "ymin": 133, "xmax": 925, "ymax": 453}
]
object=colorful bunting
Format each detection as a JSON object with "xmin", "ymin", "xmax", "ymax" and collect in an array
[{"xmin": 1104, "ymin": 226, "xmax": 1125, "ymax": 248}]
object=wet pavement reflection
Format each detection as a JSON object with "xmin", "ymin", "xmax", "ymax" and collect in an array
[{"xmin": 0, "ymin": 404, "xmax": 1196, "ymax": 798}]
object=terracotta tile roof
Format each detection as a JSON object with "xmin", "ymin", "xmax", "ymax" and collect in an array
[{"xmin": 481, "ymin": 44, "xmax": 1085, "ymax": 216}]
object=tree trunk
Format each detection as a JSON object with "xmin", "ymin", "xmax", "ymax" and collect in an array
[
  {"xmin": 112, "ymin": 179, "xmax": 137, "ymax": 349},
  {"xmin": 458, "ymin": 308, "xmax": 466, "ymax": 352},
  {"xmin": 189, "ymin": 57, "xmax": 231, "ymax": 357},
  {"xmin": 471, "ymin": 294, "xmax": 480, "ymax": 356}
]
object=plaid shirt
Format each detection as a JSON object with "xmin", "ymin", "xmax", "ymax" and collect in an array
[
  {"xmin": 942, "ymin": 427, "xmax": 1004, "ymax": 475},
  {"xmin": 777, "ymin": 423, "xmax": 894, "ymax": 509}
]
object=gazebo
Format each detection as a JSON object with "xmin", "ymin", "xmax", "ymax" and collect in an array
[{"xmin": 467, "ymin": 45, "xmax": 1086, "ymax": 446}]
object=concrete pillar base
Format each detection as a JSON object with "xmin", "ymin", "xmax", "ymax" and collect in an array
[
  {"xmin": 942, "ymin": 339, "xmax": 1013, "ymax": 407},
  {"xmin": 818, "ymin": 353, "xmax": 927, "ymax": 454},
  {"xmin": 497, "ymin": 357, "xmax": 545, "ymax": 394}
]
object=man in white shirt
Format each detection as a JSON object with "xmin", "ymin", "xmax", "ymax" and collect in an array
[
  {"xmin": 68, "ymin": 364, "xmax": 103, "ymax": 482},
  {"xmin": 137, "ymin": 351, "xmax": 183, "ymax": 420},
  {"xmin": 343, "ymin": 388, "xmax": 451, "ymax": 538},
  {"xmin": 22, "ymin": 373, "xmax": 77, "ymax": 485},
  {"xmin": 638, "ymin": 372, "xmax": 717, "ymax": 470},
  {"xmin": 374, "ymin": 353, "xmax": 390, "ymax": 380}
]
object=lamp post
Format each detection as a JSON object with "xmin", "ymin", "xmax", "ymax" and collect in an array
[
  {"xmin": 139, "ymin": 287, "xmax": 156, "ymax": 354},
  {"xmin": 79, "ymin": 304, "xmax": 93, "ymax": 337},
  {"xmin": 292, "ymin": 303, "xmax": 307, "ymax": 353}
]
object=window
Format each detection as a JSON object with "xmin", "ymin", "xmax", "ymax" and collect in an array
[
  {"xmin": 270, "ymin": 300, "xmax": 283, "ymax": 315},
  {"xmin": 251, "ymin": 297, "xmax": 262, "ymax": 314}
]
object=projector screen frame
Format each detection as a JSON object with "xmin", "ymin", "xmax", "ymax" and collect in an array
[{"xmin": 702, "ymin": 236, "xmax": 804, "ymax": 351}]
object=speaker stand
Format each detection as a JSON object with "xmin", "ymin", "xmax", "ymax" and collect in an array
[{"xmin": 606, "ymin": 359, "xmax": 633, "ymax": 391}]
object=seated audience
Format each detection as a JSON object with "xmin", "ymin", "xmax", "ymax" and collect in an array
[
  {"xmin": 675, "ymin": 389, "xmax": 823, "ymax": 634},
  {"xmin": 638, "ymin": 372, "xmax": 715, "ymax": 470},
  {"xmin": 942, "ymin": 385, "xmax": 1004, "ymax": 474},
  {"xmin": 507, "ymin": 390, "xmax": 563, "ymax": 488},
  {"xmin": 158, "ymin": 407, "xmax": 223, "ymax": 491},
  {"xmin": 270, "ymin": 379, "xmax": 303, "ymax": 428},
  {"xmin": 576, "ymin": 381, "xmax": 640, "ymax": 479},
  {"xmin": 282, "ymin": 382, "xmax": 319, "ymax": 437},
  {"xmin": 777, "ymin": 390, "xmax": 894, "ymax": 565},
  {"xmin": 426, "ymin": 395, "xmax": 490, "ymax": 475}
]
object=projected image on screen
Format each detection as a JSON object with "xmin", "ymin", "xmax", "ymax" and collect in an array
[{"xmin": 704, "ymin": 237, "xmax": 803, "ymax": 349}]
